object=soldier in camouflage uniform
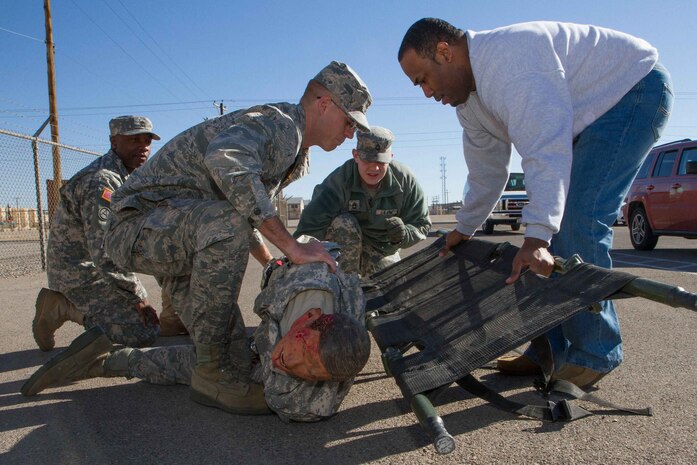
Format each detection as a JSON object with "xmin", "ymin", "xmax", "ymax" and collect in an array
[
  {"xmin": 22, "ymin": 241, "xmax": 371, "ymax": 422},
  {"xmin": 295, "ymin": 127, "xmax": 431, "ymax": 276},
  {"xmin": 101, "ymin": 62, "xmax": 372, "ymax": 415},
  {"xmin": 32, "ymin": 116, "xmax": 185, "ymax": 352}
]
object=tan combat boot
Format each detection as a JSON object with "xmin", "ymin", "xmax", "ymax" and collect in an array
[
  {"xmin": 190, "ymin": 343, "xmax": 270, "ymax": 415},
  {"xmin": 552, "ymin": 363, "xmax": 607, "ymax": 390},
  {"xmin": 21, "ymin": 326, "xmax": 115, "ymax": 396},
  {"xmin": 158, "ymin": 290, "xmax": 188, "ymax": 337},
  {"xmin": 496, "ymin": 354, "xmax": 542, "ymax": 376},
  {"xmin": 33, "ymin": 288, "xmax": 85, "ymax": 351}
]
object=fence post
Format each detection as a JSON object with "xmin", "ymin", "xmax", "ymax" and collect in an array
[
  {"xmin": 33, "ymin": 118, "xmax": 51, "ymax": 271},
  {"xmin": 32, "ymin": 137, "xmax": 47, "ymax": 270}
]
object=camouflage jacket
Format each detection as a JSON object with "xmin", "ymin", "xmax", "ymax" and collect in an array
[
  {"xmin": 47, "ymin": 150, "xmax": 147, "ymax": 301},
  {"xmin": 111, "ymin": 103, "xmax": 309, "ymax": 229},
  {"xmin": 294, "ymin": 159, "xmax": 431, "ymax": 254},
  {"xmin": 251, "ymin": 259, "xmax": 365, "ymax": 422}
]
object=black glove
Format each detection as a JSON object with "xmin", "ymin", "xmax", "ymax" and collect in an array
[{"xmin": 385, "ymin": 217, "xmax": 407, "ymax": 244}]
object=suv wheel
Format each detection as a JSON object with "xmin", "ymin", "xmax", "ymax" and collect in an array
[
  {"xmin": 629, "ymin": 206, "xmax": 658, "ymax": 250},
  {"xmin": 482, "ymin": 220, "xmax": 494, "ymax": 235},
  {"xmin": 511, "ymin": 223, "xmax": 521, "ymax": 231}
]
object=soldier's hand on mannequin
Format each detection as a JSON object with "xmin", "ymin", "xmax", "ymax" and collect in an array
[{"xmin": 288, "ymin": 240, "xmax": 337, "ymax": 273}]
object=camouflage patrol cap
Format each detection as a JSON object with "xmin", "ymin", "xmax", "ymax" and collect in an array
[
  {"xmin": 313, "ymin": 61, "xmax": 372, "ymax": 132},
  {"xmin": 356, "ymin": 126, "xmax": 393, "ymax": 163},
  {"xmin": 109, "ymin": 115, "xmax": 160, "ymax": 140}
]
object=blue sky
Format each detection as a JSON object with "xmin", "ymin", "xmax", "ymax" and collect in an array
[{"xmin": 2, "ymin": 0, "xmax": 696, "ymax": 203}]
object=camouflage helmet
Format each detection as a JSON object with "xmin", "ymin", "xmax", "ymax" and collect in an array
[{"xmin": 313, "ymin": 61, "xmax": 372, "ymax": 132}]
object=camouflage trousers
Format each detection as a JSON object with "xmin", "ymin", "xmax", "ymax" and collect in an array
[
  {"xmin": 114, "ymin": 345, "xmax": 195, "ymax": 385},
  {"xmin": 326, "ymin": 213, "xmax": 400, "ymax": 276},
  {"xmin": 64, "ymin": 281, "xmax": 159, "ymax": 348},
  {"xmin": 106, "ymin": 199, "xmax": 254, "ymax": 378}
]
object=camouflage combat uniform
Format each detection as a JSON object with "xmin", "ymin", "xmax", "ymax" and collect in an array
[
  {"xmin": 47, "ymin": 150, "xmax": 156, "ymax": 346},
  {"xmin": 294, "ymin": 159, "xmax": 431, "ymax": 275},
  {"xmin": 113, "ymin": 258, "xmax": 365, "ymax": 422},
  {"xmin": 104, "ymin": 103, "xmax": 309, "ymax": 378}
]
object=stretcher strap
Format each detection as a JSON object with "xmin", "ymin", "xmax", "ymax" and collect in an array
[{"xmin": 455, "ymin": 374, "xmax": 592, "ymax": 421}]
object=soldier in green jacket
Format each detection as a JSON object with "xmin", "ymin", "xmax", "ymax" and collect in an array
[{"xmin": 295, "ymin": 127, "xmax": 431, "ymax": 275}]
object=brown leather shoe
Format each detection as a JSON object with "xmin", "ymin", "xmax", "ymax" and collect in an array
[
  {"xmin": 496, "ymin": 354, "xmax": 542, "ymax": 376},
  {"xmin": 552, "ymin": 364, "xmax": 607, "ymax": 389}
]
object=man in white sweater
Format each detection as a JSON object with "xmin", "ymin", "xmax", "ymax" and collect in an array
[{"xmin": 398, "ymin": 18, "xmax": 673, "ymax": 389}]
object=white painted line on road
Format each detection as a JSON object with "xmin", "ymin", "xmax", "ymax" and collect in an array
[
  {"xmin": 612, "ymin": 252, "xmax": 697, "ymax": 266},
  {"xmin": 612, "ymin": 251, "xmax": 696, "ymax": 266},
  {"xmin": 612, "ymin": 258, "xmax": 697, "ymax": 274}
]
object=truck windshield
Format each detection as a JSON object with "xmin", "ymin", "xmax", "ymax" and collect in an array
[{"xmin": 505, "ymin": 173, "xmax": 525, "ymax": 191}]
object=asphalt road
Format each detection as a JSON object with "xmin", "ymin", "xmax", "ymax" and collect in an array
[{"xmin": 1, "ymin": 225, "xmax": 695, "ymax": 465}]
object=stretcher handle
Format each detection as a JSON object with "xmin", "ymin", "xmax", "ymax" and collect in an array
[
  {"xmin": 411, "ymin": 394, "xmax": 455, "ymax": 455},
  {"xmin": 379, "ymin": 345, "xmax": 455, "ymax": 454},
  {"xmin": 554, "ymin": 255, "xmax": 697, "ymax": 312}
]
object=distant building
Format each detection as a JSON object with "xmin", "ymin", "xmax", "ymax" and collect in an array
[
  {"xmin": 430, "ymin": 200, "xmax": 462, "ymax": 215},
  {"xmin": 0, "ymin": 205, "xmax": 49, "ymax": 231},
  {"xmin": 286, "ymin": 197, "xmax": 305, "ymax": 220}
]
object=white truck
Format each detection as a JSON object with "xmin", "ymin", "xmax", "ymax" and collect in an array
[{"xmin": 481, "ymin": 172, "xmax": 528, "ymax": 234}]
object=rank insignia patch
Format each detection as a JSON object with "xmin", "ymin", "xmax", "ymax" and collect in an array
[
  {"xmin": 98, "ymin": 207, "xmax": 111, "ymax": 221},
  {"xmin": 348, "ymin": 200, "xmax": 361, "ymax": 211},
  {"xmin": 101, "ymin": 188, "xmax": 113, "ymax": 202}
]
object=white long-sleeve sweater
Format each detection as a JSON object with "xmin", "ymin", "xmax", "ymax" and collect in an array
[{"xmin": 455, "ymin": 21, "xmax": 658, "ymax": 242}]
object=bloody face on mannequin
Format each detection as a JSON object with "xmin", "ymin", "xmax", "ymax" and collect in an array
[{"xmin": 271, "ymin": 308, "xmax": 332, "ymax": 381}]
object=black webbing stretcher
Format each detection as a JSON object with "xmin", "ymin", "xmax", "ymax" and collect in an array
[{"xmin": 362, "ymin": 237, "xmax": 697, "ymax": 455}]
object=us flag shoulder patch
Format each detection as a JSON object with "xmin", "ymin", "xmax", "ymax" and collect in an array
[{"xmin": 101, "ymin": 188, "xmax": 113, "ymax": 202}]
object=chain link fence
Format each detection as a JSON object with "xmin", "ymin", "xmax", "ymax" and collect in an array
[
  {"xmin": 0, "ymin": 128, "xmax": 100, "ymax": 277},
  {"xmin": 0, "ymin": 127, "xmax": 294, "ymax": 279}
]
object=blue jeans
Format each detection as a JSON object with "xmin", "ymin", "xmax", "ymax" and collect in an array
[{"xmin": 530, "ymin": 64, "xmax": 673, "ymax": 373}]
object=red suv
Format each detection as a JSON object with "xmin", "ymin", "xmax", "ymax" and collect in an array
[{"xmin": 622, "ymin": 138, "xmax": 697, "ymax": 250}]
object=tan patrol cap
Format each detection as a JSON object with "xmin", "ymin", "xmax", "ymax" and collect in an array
[
  {"xmin": 312, "ymin": 61, "xmax": 372, "ymax": 132},
  {"xmin": 356, "ymin": 126, "xmax": 393, "ymax": 163},
  {"xmin": 109, "ymin": 115, "xmax": 160, "ymax": 140}
]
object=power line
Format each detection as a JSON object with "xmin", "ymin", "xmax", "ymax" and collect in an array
[
  {"xmin": 0, "ymin": 26, "xmax": 43, "ymax": 42},
  {"xmin": 68, "ymin": 0, "xmax": 183, "ymax": 102},
  {"xmin": 0, "ymin": 97, "xmax": 444, "ymax": 114},
  {"xmin": 101, "ymin": 0, "xmax": 205, "ymax": 99},
  {"xmin": 115, "ymin": 0, "xmax": 209, "ymax": 99},
  {"xmin": 4, "ymin": 90, "xmax": 696, "ymax": 115}
]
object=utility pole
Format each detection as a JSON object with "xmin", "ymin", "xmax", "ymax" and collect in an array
[
  {"xmin": 213, "ymin": 100, "xmax": 226, "ymax": 115},
  {"xmin": 44, "ymin": 0, "xmax": 62, "ymax": 216}
]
